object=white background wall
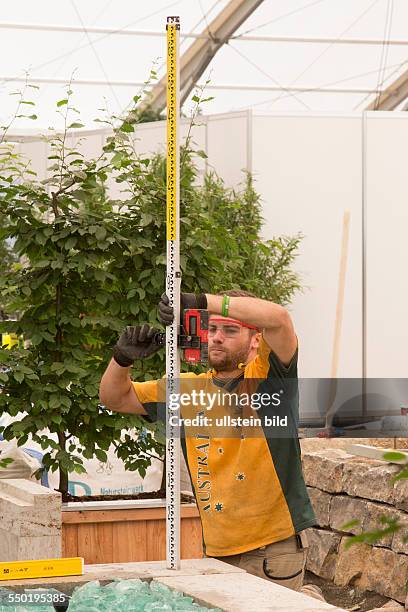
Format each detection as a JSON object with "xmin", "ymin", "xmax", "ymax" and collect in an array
[
  {"xmin": 365, "ymin": 114, "xmax": 408, "ymax": 379},
  {"xmin": 10, "ymin": 111, "xmax": 408, "ymax": 388},
  {"xmin": 251, "ymin": 113, "xmax": 363, "ymax": 379}
]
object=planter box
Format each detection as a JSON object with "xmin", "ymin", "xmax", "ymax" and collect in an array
[{"xmin": 62, "ymin": 500, "xmax": 203, "ymax": 564}]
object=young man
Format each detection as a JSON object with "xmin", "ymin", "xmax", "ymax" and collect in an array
[{"xmin": 100, "ymin": 290, "xmax": 322, "ymax": 598}]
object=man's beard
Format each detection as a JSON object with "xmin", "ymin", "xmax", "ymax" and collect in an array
[{"xmin": 208, "ymin": 341, "xmax": 251, "ymax": 372}]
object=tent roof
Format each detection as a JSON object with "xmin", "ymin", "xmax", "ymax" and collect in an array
[{"xmin": 1, "ymin": 0, "xmax": 407, "ymax": 129}]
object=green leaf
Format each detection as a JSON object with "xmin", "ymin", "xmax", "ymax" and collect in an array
[
  {"xmin": 35, "ymin": 233, "xmax": 47, "ymax": 246},
  {"xmin": 129, "ymin": 303, "xmax": 139, "ymax": 316},
  {"xmin": 95, "ymin": 292, "xmax": 108, "ymax": 306},
  {"xmin": 13, "ymin": 371, "xmax": 24, "ymax": 384},
  {"xmin": 383, "ymin": 451, "xmax": 408, "ymax": 463},
  {"xmin": 49, "ymin": 396, "xmax": 60, "ymax": 409},
  {"xmin": 65, "ymin": 236, "xmax": 77, "ymax": 250},
  {"xmin": 192, "ymin": 95, "xmax": 200, "ymax": 103},
  {"xmin": 57, "ymin": 99, "xmax": 68, "ymax": 107},
  {"xmin": 120, "ymin": 122, "xmax": 134, "ymax": 133},
  {"xmin": 85, "ymin": 384, "xmax": 97, "ymax": 397},
  {"xmin": 140, "ymin": 213, "xmax": 152, "ymax": 227},
  {"xmin": 68, "ymin": 122, "xmax": 84, "ymax": 129},
  {"xmin": 95, "ymin": 226, "xmax": 106, "ymax": 241},
  {"xmin": 73, "ymin": 464, "xmax": 86, "ymax": 474},
  {"xmin": 95, "ymin": 449, "xmax": 107, "ymax": 462}
]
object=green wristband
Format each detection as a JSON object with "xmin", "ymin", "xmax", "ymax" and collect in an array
[{"xmin": 221, "ymin": 295, "xmax": 230, "ymax": 317}]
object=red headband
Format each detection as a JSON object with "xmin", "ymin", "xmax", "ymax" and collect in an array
[{"xmin": 209, "ymin": 316, "xmax": 260, "ymax": 332}]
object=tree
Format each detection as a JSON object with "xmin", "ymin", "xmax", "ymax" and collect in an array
[{"xmin": 0, "ymin": 83, "xmax": 303, "ymax": 494}]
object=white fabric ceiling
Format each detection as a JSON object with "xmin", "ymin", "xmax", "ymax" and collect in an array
[{"xmin": 1, "ymin": 0, "xmax": 407, "ymax": 129}]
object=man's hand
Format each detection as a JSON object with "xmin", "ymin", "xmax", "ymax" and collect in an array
[
  {"xmin": 158, "ymin": 292, "xmax": 208, "ymax": 326},
  {"xmin": 113, "ymin": 323, "xmax": 161, "ymax": 367}
]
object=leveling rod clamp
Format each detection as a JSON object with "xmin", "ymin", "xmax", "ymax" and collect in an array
[{"xmin": 154, "ymin": 308, "xmax": 209, "ymax": 364}]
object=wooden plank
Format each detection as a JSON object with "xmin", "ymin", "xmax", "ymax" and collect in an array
[
  {"xmin": 63, "ymin": 507, "xmax": 165, "ymax": 525},
  {"xmin": 61, "ymin": 507, "xmax": 203, "ymax": 564},
  {"xmin": 112, "ymin": 521, "xmax": 148, "ymax": 563},
  {"xmin": 62, "ymin": 524, "xmax": 78, "ymax": 558},
  {"xmin": 326, "ymin": 210, "xmax": 351, "ymax": 429},
  {"xmin": 181, "ymin": 505, "xmax": 199, "ymax": 519},
  {"xmin": 77, "ymin": 523, "xmax": 113, "ymax": 564},
  {"xmin": 181, "ymin": 517, "xmax": 203, "ymax": 559},
  {"xmin": 347, "ymin": 443, "xmax": 408, "ymax": 464},
  {"xmin": 330, "ymin": 210, "xmax": 351, "ymax": 380},
  {"xmin": 146, "ymin": 519, "xmax": 166, "ymax": 561},
  {"xmin": 62, "ymin": 504, "xmax": 199, "ymax": 525}
]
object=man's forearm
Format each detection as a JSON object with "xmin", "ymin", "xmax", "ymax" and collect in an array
[
  {"xmin": 99, "ymin": 358, "xmax": 133, "ymax": 410},
  {"xmin": 205, "ymin": 294, "xmax": 290, "ymax": 330}
]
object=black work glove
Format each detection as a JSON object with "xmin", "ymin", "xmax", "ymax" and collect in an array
[
  {"xmin": 158, "ymin": 292, "xmax": 207, "ymax": 326},
  {"xmin": 113, "ymin": 323, "xmax": 161, "ymax": 367}
]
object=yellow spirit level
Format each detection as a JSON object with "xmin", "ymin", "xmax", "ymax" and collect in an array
[{"xmin": 0, "ymin": 557, "xmax": 84, "ymax": 581}]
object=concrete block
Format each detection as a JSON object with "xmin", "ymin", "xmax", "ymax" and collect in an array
[
  {"xmin": 155, "ymin": 572, "xmax": 346, "ymax": 611},
  {"xmin": 0, "ymin": 531, "xmax": 62, "ymax": 561},
  {"xmin": 0, "ymin": 479, "xmax": 61, "ymax": 561},
  {"xmin": 0, "ymin": 558, "xmax": 246, "ymax": 587}
]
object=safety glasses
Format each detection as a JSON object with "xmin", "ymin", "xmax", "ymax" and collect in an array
[{"xmin": 208, "ymin": 323, "xmax": 243, "ymax": 338}]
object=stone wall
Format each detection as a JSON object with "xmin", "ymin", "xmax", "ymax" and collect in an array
[
  {"xmin": 0, "ymin": 479, "xmax": 61, "ymax": 561},
  {"xmin": 302, "ymin": 449, "xmax": 408, "ymax": 604}
]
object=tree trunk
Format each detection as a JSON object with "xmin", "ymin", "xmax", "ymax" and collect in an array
[
  {"xmin": 58, "ymin": 468, "xmax": 69, "ymax": 495},
  {"xmin": 160, "ymin": 456, "xmax": 166, "ymax": 492},
  {"xmin": 57, "ymin": 431, "xmax": 68, "ymax": 495}
]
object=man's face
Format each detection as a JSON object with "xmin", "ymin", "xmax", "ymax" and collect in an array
[{"xmin": 208, "ymin": 316, "xmax": 254, "ymax": 372}]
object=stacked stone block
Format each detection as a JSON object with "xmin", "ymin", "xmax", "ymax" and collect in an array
[{"xmin": 302, "ymin": 449, "xmax": 408, "ymax": 605}]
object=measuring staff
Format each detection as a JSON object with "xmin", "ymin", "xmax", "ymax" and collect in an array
[{"xmin": 164, "ymin": 14, "xmax": 181, "ymax": 570}]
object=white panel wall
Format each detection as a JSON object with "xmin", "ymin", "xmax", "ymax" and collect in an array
[
  {"xmin": 252, "ymin": 114, "xmax": 363, "ymax": 379},
  {"xmin": 16, "ymin": 140, "xmax": 49, "ymax": 180},
  {"xmin": 365, "ymin": 113, "xmax": 408, "ymax": 379},
  {"xmin": 206, "ymin": 112, "xmax": 249, "ymax": 188}
]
